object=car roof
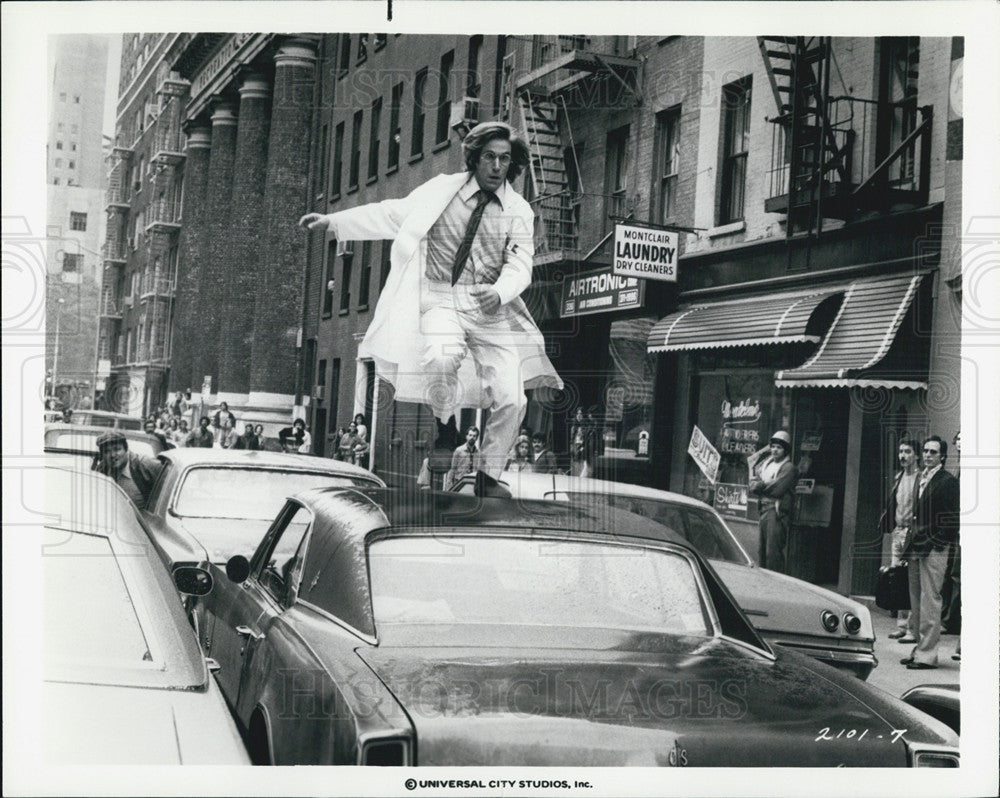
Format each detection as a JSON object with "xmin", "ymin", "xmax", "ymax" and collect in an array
[
  {"xmin": 46, "ymin": 423, "xmax": 167, "ymax": 442},
  {"xmin": 473, "ymin": 470, "xmax": 714, "ymax": 511},
  {"xmin": 43, "ymin": 466, "xmax": 208, "ymax": 689},
  {"xmin": 159, "ymin": 447, "xmax": 385, "ymax": 481}
]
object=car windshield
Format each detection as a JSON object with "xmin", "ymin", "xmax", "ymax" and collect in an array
[
  {"xmin": 172, "ymin": 467, "xmax": 370, "ymax": 519},
  {"xmin": 557, "ymin": 492, "xmax": 749, "ymax": 565},
  {"xmin": 46, "ymin": 430, "xmax": 159, "ymax": 458},
  {"xmin": 44, "ymin": 528, "xmax": 153, "ymax": 668},
  {"xmin": 369, "ymin": 535, "xmax": 712, "ymax": 636}
]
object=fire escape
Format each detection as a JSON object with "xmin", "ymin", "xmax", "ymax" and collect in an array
[
  {"xmin": 759, "ymin": 36, "xmax": 932, "ymax": 240},
  {"xmin": 500, "ymin": 36, "xmax": 641, "ymax": 265}
]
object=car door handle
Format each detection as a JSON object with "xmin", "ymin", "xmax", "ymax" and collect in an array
[{"xmin": 236, "ymin": 625, "xmax": 263, "ymax": 641}]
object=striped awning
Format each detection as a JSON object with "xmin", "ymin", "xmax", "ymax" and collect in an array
[
  {"xmin": 647, "ymin": 287, "xmax": 843, "ymax": 353},
  {"xmin": 776, "ymin": 272, "xmax": 930, "ymax": 388}
]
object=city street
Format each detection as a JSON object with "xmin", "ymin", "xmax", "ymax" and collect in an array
[{"xmin": 865, "ymin": 603, "xmax": 961, "ymax": 695}]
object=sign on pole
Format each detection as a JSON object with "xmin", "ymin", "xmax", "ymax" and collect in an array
[
  {"xmin": 688, "ymin": 424, "xmax": 720, "ymax": 485},
  {"xmin": 612, "ymin": 223, "xmax": 679, "ymax": 282}
]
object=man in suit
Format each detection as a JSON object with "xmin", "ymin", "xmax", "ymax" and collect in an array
[
  {"xmin": 748, "ymin": 430, "xmax": 798, "ymax": 572},
  {"xmin": 444, "ymin": 425, "xmax": 481, "ymax": 490},
  {"xmin": 530, "ymin": 432, "xmax": 558, "ymax": 474},
  {"xmin": 901, "ymin": 435, "xmax": 960, "ymax": 670},
  {"xmin": 879, "ymin": 438, "xmax": 921, "ymax": 640},
  {"xmin": 300, "ymin": 122, "xmax": 561, "ymax": 488}
]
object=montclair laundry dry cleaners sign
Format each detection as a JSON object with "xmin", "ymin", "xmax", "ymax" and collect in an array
[{"xmin": 613, "ymin": 223, "xmax": 679, "ymax": 282}]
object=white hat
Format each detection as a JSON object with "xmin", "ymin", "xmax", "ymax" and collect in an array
[{"xmin": 769, "ymin": 430, "xmax": 792, "ymax": 449}]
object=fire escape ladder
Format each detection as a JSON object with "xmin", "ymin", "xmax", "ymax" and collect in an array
[{"xmin": 518, "ymin": 92, "xmax": 576, "ymax": 254}]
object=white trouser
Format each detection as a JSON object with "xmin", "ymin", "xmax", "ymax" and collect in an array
[{"xmin": 420, "ymin": 281, "xmax": 527, "ymax": 478}]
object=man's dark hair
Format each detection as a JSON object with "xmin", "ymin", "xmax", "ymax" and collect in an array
[
  {"xmin": 898, "ymin": 437, "xmax": 920, "ymax": 454},
  {"xmin": 531, "ymin": 432, "xmax": 546, "ymax": 444},
  {"xmin": 199, "ymin": 415, "xmax": 210, "ymax": 426},
  {"xmin": 465, "ymin": 425, "xmax": 480, "ymax": 436},
  {"xmin": 925, "ymin": 434, "xmax": 948, "ymax": 463},
  {"xmin": 462, "ymin": 122, "xmax": 530, "ymax": 182},
  {"xmin": 293, "ymin": 418, "xmax": 306, "ymax": 429}
]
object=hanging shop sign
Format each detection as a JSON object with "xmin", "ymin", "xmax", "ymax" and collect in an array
[
  {"xmin": 612, "ymin": 224, "xmax": 679, "ymax": 282},
  {"xmin": 714, "ymin": 482, "xmax": 749, "ymax": 518},
  {"xmin": 688, "ymin": 424, "xmax": 720, "ymax": 485},
  {"xmin": 560, "ymin": 267, "xmax": 645, "ymax": 318}
]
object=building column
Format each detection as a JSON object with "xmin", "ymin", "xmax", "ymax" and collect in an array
[
  {"xmin": 249, "ymin": 37, "xmax": 318, "ymax": 415},
  {"xmin": 217, "ymin": 73, "xmax": 272, "ymax": 408},
  {"xmin": 190, "ymin": 101, "xmax": 238, "ymax": 400},
  {"xmin": 168, "ymin": 124, "xmax": 211, "ymax": 393}
]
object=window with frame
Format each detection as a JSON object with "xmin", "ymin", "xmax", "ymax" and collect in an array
[
  {"xmin": 388, "ymin": 82, "xmax": 403, "ymax": 171},
  {"xmin": 379, "ymin": 239, "xmax": 392, "ymax": 292},
  {"xmin": 54, "ymin": 158, "xmax": 63, "ymax": 168},
  {"xmin": 331, "ymin": 121, "xmax": 344, "ymax": 198},
  {"xmin": 493, "ymin": 36, "xmax": 508, "ymax": 118},
  {"xmin": 411, "ymin": 68, "xmax": 428, "ymax": 158},
  {"xmin": 323, "ymin": 240, "xmax": 336, "ymax": 317},
  {"xmin": 339, "ymin": 249, "xmax": 353, "ymax": 312},
  {"xmin": 655, "ymin": 106, "xmax": 681, "ymax": 223},
  {"xmin": 357, "ymin": 34, "xmax": 368, "ymax": 64},
  {"xmin": 358, "ymin": 241, "xmax": 373, "ymax": 309},
  {"xmin": 349, "ymin": 109, "xmax": 363, "ymax": 189},
  {"xmin": 56, "ymin": 141, "xmax": 63, "ymax": 150},
  {"xmin": 719, "ymin": 77, "xmax": 751, "ymax": 225},
  {"xmin": 368, "ymin": 97, "xmax": 382, "ymax": 181},
  {"xmin": 70, "ymin": 212, "xmax": 87, "ymax": 231},
  {"xmin": 257, "ymin": 505, "xmax": 312, "ymax": 607},
  {"xmin": 62, "ymin": 253, "xmax": 82, "ymax": 272},
  {"xmin": 435, "ymin": 50, "xmax": 455, "ymax": 145},
  {"xmin": 338, "ymin": 34, "xmax": 351, "ymax": 78},
  {"xmin": 316, "ymin": 123, "xmax": 329, "ymax": 199},
  {"xmin": 604, "ymin": 125, "xmax": 630, "ymax": 227}
]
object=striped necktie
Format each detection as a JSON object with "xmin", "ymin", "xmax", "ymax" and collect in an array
[{"xmin": 451, "ymin": 190, "xmax": 495, "ymax": 286}]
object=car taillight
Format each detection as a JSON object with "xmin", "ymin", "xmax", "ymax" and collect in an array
[
  {"xmin": 843, "ymin": 612, "xmax": 862, "ymax": 634},
  {"xmin": 361, "ymin": 737, "xmax": 411, "ymax": 766},
  {"xmin": 912, "ymin": 749, "xmax": 959, "ymax": 767},
  {"xmin": 821, "ymin": 610, "xmax": 839, "ymax": 632}
]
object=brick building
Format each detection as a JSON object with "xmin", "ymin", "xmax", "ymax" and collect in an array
[
  {"xmin": 301, "ymin": 34, "xmax": 961, "ymax": 596},
  {"xmin": 47, "ymin": 34, "xmax": 109, "ymax": 408}
]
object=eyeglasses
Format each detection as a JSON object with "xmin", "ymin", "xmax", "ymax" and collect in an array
[{"xmin": 481, "ymin": 152, "xmax": 512, "ymax": 167}]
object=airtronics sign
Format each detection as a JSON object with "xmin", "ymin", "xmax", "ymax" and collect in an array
[
  {"xmin": 612, "ymin": 223, "xmax": 679, "ymax": 282},
  {"xmin": 560, "ymin": 267, "xmax": 645, "ymax": 318}
]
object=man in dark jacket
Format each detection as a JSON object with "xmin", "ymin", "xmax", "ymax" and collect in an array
[
  {"xmin": 748, "ymin": 430, "xmax": 798, "ymax": 573},
  {"xmin": 233, "ymin": 421, "xmax": 261, "ymax": 450},
  {"xmin": 92, "ymin": 431, "xmax": 163, "ymax": 510},
  {"xmin": 530, "ymin": 432, "xmax": 558, "ymax": 474},
  {"xmin": 901, "ymin": 435, "xmax": 960, "ymax": 670}
]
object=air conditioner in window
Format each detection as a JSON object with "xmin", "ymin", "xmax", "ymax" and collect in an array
[
  {"xmin": 122, "ymin": 295, "xmax": 133, "ymax": 306},
  {"xmin": 338, "ymin": 241, "xmax": 354, "ymax": 256},
  {"xmin": 314, "ymin": 385, "xmax": 326, "ymax": 402}
]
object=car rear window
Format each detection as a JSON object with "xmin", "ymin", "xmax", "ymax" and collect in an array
[
  {"xmin": 173, "ymin": 468, "xmax": 373, "ymax": 519},
  {"xmin": 44, "ymin": 528, "xmax": 153, "ymax": 667},
  {"xmin": 369, "ymin": 535, "xmax": 712, "ymax": 637}
]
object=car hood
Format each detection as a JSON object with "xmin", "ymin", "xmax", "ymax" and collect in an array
[
  {"xmin": 174, "ymin": 516, "xmax": 273, "ymax": 563},
  {"xmin": 44, "ymin": 680, "xmax": 249, "ymax": 764},
  {"xmin": 357, "ymin": 627, "xmax": 907, "ymax": 766},
  {"xmin": 711, "ymin": 560, "xmax": 874, "ymax": 640}
]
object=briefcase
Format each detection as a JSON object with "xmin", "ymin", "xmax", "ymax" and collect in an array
[{"xmin": 875, "ymin": 563, "xmax": 911, "ymax": 611}]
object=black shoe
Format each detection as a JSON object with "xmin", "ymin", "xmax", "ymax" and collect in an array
[
  {"xmin": 906, "ymin": 661, "xmax": 938, "ymax": 670},
  {"xmin": 900, "ymin": 657, "xmax": 915, "ymax": 665},
  {"xmin": 474, "ymin": 470, "xmax": 511, "ymax": 498}
]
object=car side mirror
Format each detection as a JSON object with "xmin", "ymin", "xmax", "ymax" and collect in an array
[
  {"xmin": 226, "ymin": 555, "xmax": 251, "ymax": 584},
  {"xmin": 173, "ymin": 565, "xmax": 214, "ymax": 596}
]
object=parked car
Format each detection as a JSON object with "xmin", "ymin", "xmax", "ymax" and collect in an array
[
  {"xmin": 42, "ymin": 465, "xmax": 250, "ymax": 764},
  {"xmin": 902, "ymin": 684, "xmax": 960, "ymax": 735},
  {"xmin": 44, "ymin": 422, "xmax": 172, "ymax": 464},
  {"xmin": 198, "ymin": 486, "xmax": 957, "ymax": 766},
  {"xmin": 141, "ymin": 448, "xmax": 386, "ymax": 567},
  {"xmin": 67, "ymin": 409, "xmax": 144, "ymax": 430},
  {"xmin": 450, "ymin": 471, "xmax": 877, "ymax": 679}
]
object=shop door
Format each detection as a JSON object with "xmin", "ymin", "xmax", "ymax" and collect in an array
[{"xmin": 789, "ymin": 390, "xmax": 849, "ymax": 587}]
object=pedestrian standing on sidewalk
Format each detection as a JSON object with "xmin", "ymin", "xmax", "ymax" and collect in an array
[
  {"xmin": 299, "ymin": 121, "xmax": 562, "ymax": 494},
  {"xmin": 748, "ymin": 430, "xmax": 797, "ymax": 573},
  {"xmin": 233, "ymin": 421, "xmax": 261, "ymax": 450},
  {"xmin": 278, "ymin": 418, "xmax": 312, "ymax": 454},
  {"xmin": 530, "ymin": 432, "xmax": 558, "ymax": 475},
  {"xmin": 216, "ymin": 414, "xmax": 238, "ymax": 449},
  {"xmin": 444, "ymin": 426, "xmax": 481, "ymax": 490},
  {"xmin": 186, "ymin": 416, "xmax": 214, "ymax": 448},
  {"xmin": 900, "ymin": 435, "xmax": 960, "ymax": 670},
  {"xmin": 880, "ymin": 438, "xmax": 921, "ymax": 641}
]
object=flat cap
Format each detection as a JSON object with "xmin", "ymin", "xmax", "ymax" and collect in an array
[{"xmin": 96, "ymin": 430, "xmax": 127, "ymax": 449}]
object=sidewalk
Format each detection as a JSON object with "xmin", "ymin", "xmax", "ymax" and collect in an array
[{"xmin": 859, "ymin": 600, "xmax": 961, "ymax": 696}]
